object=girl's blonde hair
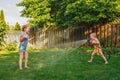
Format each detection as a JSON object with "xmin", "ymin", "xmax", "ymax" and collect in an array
[{"xmin": 90, "ymin": 33, "xmax": 97, "ymax": 38}]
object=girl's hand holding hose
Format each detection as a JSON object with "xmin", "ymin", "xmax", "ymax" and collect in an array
[{"xmin": 29, "ymin": 37, "xmax": 35, "ymax": 41}]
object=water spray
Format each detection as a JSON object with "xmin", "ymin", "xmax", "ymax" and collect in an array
[{"xmin": 55, "ymin": 39, "xmax": 89, "ymax": 48}]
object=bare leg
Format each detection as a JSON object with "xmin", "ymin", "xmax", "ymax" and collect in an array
[
  {"xmin": 19, "ymin": 52, "xmax": 23, "ymax": 70},
  {"xmin": 99, "ymin": 50, "xmax": 108, "ymax": 64},
  {"xmin": 88, "ymin": 50, "xmax": 96, "ymax": 62},
  {"xmin": 25, "ymin": 52, "xmax": 29, "ymax": 68}
]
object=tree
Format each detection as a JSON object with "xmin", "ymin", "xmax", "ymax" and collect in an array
[
  {"xmin": 0, "ymin": 10, "xmax": 6, "ymax": 26},
  {"xmin": 54, "ymin": 0, "xmax": 120, "ymax": 27},
  {"xmin": 17, "ymin": 0, "xmax": 120, "ymax": 27},
  {"xmin": 0, "ymin": 10, "xmax": 5, "ymax": 21},
  {"xmin": 0, "ymin": 10, "xmax": 6, "ymax": 46},
  {"xmin": 0, "ymin": 21, "xmax": 6, "ymax": 46},
  {"xmin": 17, "ymin": 0, "xmax": 52, "ymax": 27},
  {"xmin": 5, "ymin": 25, "xmax": 10, "ymax": 30},
  {"xmin": 14, "ymin": 22, "xmax": 21, "ymax": 30}
]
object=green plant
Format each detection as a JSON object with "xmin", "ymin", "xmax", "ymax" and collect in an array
[
  {"xmin": 27, "ymin": 45, "xmax": 34, "ymax": 51},
  {"xmin": 103, "ymin": 47, "xmax": 120, "ymax": 56},
  {"xmin": 0, "ymin": 46, "xmax": 5, "ymax": 51},
  {"xmin": 0, "ymin": 25, "xmax": 5, "ymax": 46},
  {"xmin": 0, "ymin": 10, "xmax": 6, "ymax": 46},
  {"xmin": 6, "ymin": 41, "xmax": 18, "ymax": 51},
  {"xmin": 111, "ymin": 47, "xmax": 120, "ymax": 55}
]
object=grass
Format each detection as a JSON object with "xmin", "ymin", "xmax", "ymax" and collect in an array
[{"xmin": 0, "ymin": 48, "xmax": 120, "ymax": 80}]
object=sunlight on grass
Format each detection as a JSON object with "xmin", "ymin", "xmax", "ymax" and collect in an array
[
  {"xmin": 0, "ymin": 48, "xmax": 120, "ymax": 80},
  {"xmin": 0, "ymin": 51, "xmax": 18, "ymax": 55},
  {"xmin": 37, "ymin": 63, "xmax": 44, "ymax": 69},
  {"xmin": 0, "ymin": 56, "xmax": 8, "ymax": 58}
]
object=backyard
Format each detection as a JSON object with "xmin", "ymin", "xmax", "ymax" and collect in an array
[
  {"xmin": 0, "ymin": 0, "xmax": 120, "ymax": 80},
  {"xmin": 0, "ymin": 48, "xmax": 120, "ymax": 80}
]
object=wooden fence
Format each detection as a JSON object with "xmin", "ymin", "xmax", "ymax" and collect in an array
[
  {"xmin": 5, "ymin": 24, "xmax": 120, "ymax": 48},
  {"xmin": 30, "ymin": 24, "xmax": 120, "ymax": 48},
  {"xmin": 4, "ymin": 31, "xmax": 20, "ymax": 44}
]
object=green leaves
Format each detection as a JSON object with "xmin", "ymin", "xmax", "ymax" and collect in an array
[
  {"xmin": 17, "ymin": 0, "xmax": 120, "ymax": 27},
  {"xmin": 0, "ymin": 22, "xmax": 6, "ymax": 46},
  {"xmin": 0, "ymin": 10, "xmax": 6, "ymax": 46},
  {"xmin": 17, "ymin": 0, "xmax": 52, "ymax": 27},
  {"xmin": 14, "ymin": 22, "xmax": 21, "ymax": 30}
]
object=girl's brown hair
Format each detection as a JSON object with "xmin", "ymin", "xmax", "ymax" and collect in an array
[{"xmin": 22, "ymin": 25, "xmax": 28, "ymax": 31}]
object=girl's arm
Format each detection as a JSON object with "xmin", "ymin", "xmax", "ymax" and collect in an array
[
  {"xmin": 20, "ymin": 33, "xmax": 28, "ymax": 42},
  {"xmin": 91, "ymin": 39, "xmax": 99, "ymax": 45},
  {"xmin": 89, "ymin": 40, "xmax": 93, "ymax": 44},
  {"xmin": 28, "ymin": 37, "xmax": 35, "ymax": 41},
  {"xmin": 20, "ymin": 35, "xmax": 25, "ymax": 42}
]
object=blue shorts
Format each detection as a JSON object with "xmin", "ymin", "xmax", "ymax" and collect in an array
[
  {"xmin": 19, "ymin": 38, "xmax": 28, "ymax": 52},
  {"xmin": 19, "ymin": 44, "xmax": 27, "ymax": 52}
]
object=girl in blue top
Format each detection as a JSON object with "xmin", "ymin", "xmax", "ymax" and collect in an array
[{"xmin": 19, "ymin": 25, "xmax": 33, "ymax": 70}]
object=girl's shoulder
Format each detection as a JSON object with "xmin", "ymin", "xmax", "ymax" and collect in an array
[
  {"xmin": 20, "ymin": 32, "xmax": 27, "ymax": 36},
  {"xmin": 93, "ymin": 38, "xmax": 99, "ymax": 43}
]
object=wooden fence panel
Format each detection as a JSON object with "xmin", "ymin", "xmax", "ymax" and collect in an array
[
  {"xmin": 4, "ymin": 31, "xmax": 20, "ymax": 44},
  {"xmin": 5, "ymin": 24, "xmax": 120, "ymax": 48}
]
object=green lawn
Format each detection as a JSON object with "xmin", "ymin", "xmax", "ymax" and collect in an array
[{"xmin": 0, "ymin": 48, "xmax": 120, "ymax": 80}]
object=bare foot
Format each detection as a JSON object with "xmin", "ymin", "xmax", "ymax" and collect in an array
[
  {"xmin": 19, "ymin": 67, "xmax": 22, "ymax": 70},
  {"xmin": 105, "ymin": 62, "xmax": 108, "ymax": 64},
  {"xmin": 88, "ymin": 60, "xmax": 93, "ymax": 63},
  {"xmin": 25, "ymin": 66, "xmax": 30, "ymax": 69}
]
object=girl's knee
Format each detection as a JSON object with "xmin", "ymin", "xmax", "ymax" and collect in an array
[
  {"xmin": 19, "ymin": 54, "xmax": 23, "ymax": 59},
  {"xmin": 20, "ymin": 56, "xmax": 23, "ymax": 60}
]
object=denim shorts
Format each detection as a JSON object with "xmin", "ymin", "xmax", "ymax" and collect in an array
[{"xmin": 19, "ymin": 44, "xmax": 27, "ymax": 52}]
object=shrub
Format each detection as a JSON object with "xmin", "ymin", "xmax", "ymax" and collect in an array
[
  {"xmin": 103, "ymin": 47, "xmax": 120, "ymax": 56},
  {"xmin": 27, "ymin": 46, "xmax": 34, "ymax": 51},
  {"xmin": 0, "ymin": 46, "xmax": 5, "ymax": 51},
  {"xmin": 6, "ymin": 41, "xmax": 18, "ymax": 51}
]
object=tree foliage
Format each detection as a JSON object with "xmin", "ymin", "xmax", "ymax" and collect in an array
[
  {"xmin": 17, "ymin": 0, "xmax": 120, "ymax": 27},
  {"xmin": 17, "ymin": 0, "xmax": 51, "ymax": 27},
  {"xmin": 14, "ymin": 22, "xmax": 21, "ymax": 30},
  {"xmin": 0, "ymin": 10, "xmax": 6, "ymax": 46},
  {"xmin": 5, "ymin": 25, "xmax": 10, "ymax": 30}
]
